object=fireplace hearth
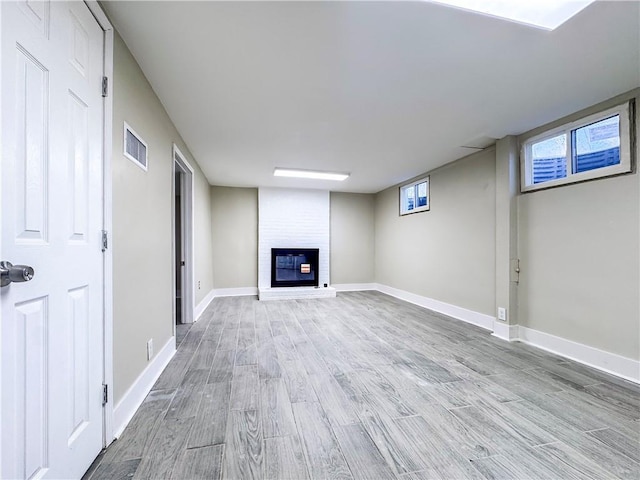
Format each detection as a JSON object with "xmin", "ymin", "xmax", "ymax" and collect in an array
[{"xmin": 271, "ymin": 248, "xmax": 319, "ymax": 288}]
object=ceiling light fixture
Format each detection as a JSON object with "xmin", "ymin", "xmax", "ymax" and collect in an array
[
  {"xmin": 274, "ymin": 168, "xmax": 350, "ymax": 181},
  {"xmin": 429, "ymin": 0, "xmax": 595, "ymax": 30}
]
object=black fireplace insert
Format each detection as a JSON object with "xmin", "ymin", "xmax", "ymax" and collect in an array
[{"xmin": 271, "ymin": 248, "xmax": 319, "ymax": 288}]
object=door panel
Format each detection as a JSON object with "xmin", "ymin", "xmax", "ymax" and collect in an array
[
  {"xmin": 14, "ymin": 296, "xmax": 49, "ymax": 479},
  {"xmin": 68, "ymin": 91, "xmax": 89, "ymax": 242},
  {"xmin": 18, "ymin": 0, "xmax": 50, "ymax": 37},
  {"xmin": 15, "ymin": 45, "xmax": 49, "ymax": 244},
  {"xmin": 68, "ymin": 285, "xmax": 90, "ymax": 442},
  {"xmin": 1, "ymin": 1, "xmax": 105, "ymax": 478}
]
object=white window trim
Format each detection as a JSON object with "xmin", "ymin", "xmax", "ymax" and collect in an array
[
  {"xmin": 400, "ymin": 176, "xmax": 430, "ymax": 216},
  {"xmin": 123, "ymin": 121, "xmax": 148, "ymax": 171},
  {"xmin": 521, "ymin": 102, "xmax": 632, "ymax": 192}
]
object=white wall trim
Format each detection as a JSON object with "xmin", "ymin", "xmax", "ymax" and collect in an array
[
  {"xmin": 492, "ymin": 321, "xmax": 519, "ymax": 342},
  {"xmin": 375, "ymin": 283, "xmax": 495, "ymax": 331},
  {"xmin": 173, "ymin": 145, "xmax": 195, "ymax": 325},
  {"xmin": 333, "ymin": 283, "xmax": 377, "ymax": 292},
  {"xmin": 213, "ymin": 287, "xmax": 259, "ymax": 297},
  {"xmin": 195, "ymin": 287, "xmax": 258, "ymax": 321},
  {"xmin": 371, "ymin": 283, "xmax": 638, "ymax": 383},
  {"xmin": 259, "ymin": 286, "xmax": 336, "ymax": 301},
  {"xmin": 84, "ymin": 0, "xmax": 116, "ymax": 448},
  {"xmin": 195, "ymin": 288, "xmax": 216, "ymax": 321},
  {"xmin": 518, "ymin": 326, "xmax": 640, "ymax": 384},
  {"xmin": 112, "ymin": 337, "xmax": 176, "ymax": 438}
]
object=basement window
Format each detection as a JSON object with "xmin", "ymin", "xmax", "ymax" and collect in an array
[
  {"xmin": 521, "ymin": 102, "xmax": 632, "ymax": 192},
  {"xmin": 400, "ymin": 176, "xmax": 430, "ymax": 215},
  {"xmin": 124, "ymin": 122, "xmax": 148, "ymax": 171}
]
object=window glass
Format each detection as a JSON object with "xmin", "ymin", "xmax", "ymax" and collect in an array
[
  {"xmin": 522, "ymin": 102, "xmax": 630, "ymax": 192},
  {"xmin": 404, "ymin": 186, "xmax": 414, "ymax": 211},
  {"xmin": 531, "ymin": 133, "xmax": 567, "ymax": 184},
  {"xmin": 572, "ymin": 115, "xmax": 620, "ymax": 173},
  {"xmin": 417, "ymin": 182, "xmax": 428, "ymax": 207}
]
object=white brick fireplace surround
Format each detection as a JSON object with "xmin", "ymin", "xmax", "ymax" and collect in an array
[{"xmin": 258, "ymin": 188, "xmax": 336, "ymax": 300}]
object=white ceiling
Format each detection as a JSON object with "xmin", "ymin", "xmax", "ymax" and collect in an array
[{"xmin": 102, "ymin": 1, "xmax": 640, "ymax": 193}]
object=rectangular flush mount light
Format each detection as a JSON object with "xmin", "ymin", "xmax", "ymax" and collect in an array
[
  {"xmin": 274, "ymin": 168, "xmax": 350, "ymax": 181},
  {"xmin": 430, "ymin": 0, "xmax": 595, "ymax": 30}
]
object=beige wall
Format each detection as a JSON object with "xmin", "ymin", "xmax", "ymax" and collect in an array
[
  {"xmin": 517, "ymin": 90, "xmax": 639, "ymax": 360},
  {"xmin": 211, "ymin": 186, "xmax": 258, "ymax": 288},
  {"xmin": 209, "ymin": 189, "xmax": 376, "ymax": 288},
  {"xmin": 330, "ymin": 193, "xmax": 376, "ymax": 284},
  {"xmin": 112, "ymin": 32, "xmax": 213, "ymax": 403},
  {"xmin": 194, "ymin": 169, "xmax": 214, "ymax": 303},
  {"xmin": 375, "ymin": 148, "xmax": 497, "ymax": 316}
]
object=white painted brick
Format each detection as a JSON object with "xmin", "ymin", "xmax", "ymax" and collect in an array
[{"xmin": 258, "ymin": 188, "xmax": 330, "ymax": 289}]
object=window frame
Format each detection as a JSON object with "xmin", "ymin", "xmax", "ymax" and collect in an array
[
  {"xmin": 521, "ymin": 102, "xmax": 632, "ymax": 192},
  {"xmin": 399, "ymin": 176, "xmax": 430, "ymax": 216}
]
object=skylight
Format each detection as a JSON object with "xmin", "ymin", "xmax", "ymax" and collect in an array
[
  {"xmin": 430, "ymin": 0, "xmax": 596, "ymax": 30},
  {"xmin": 274, "ymin": 168, "xmax": 350, "ymax": 181}
]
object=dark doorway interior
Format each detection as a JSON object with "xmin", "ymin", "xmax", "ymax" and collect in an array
[{"xmin": 175, "ymin": 168, "xmax": 183, "ymax": 324}]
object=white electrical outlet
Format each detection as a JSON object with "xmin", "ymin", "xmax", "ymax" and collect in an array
[
  {"xmin": 497, "ymin": 307, "xmax": 507, "ymax": 321},
  {"xmin": 147, "ymin": 339, "xmax": 154, "ymax": 360}
]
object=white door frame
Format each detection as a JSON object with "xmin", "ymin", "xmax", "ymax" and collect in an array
[
  {"xmin": 0, "ymin": 5, "xmax": 3, "ymax": 477},
  {"xmin": 173, "ymin": 145, "xmax": 195, "ymax": 325},
  {"xmin": 84, "ymin": 0, "xmax": 115, "ymax": 447}
]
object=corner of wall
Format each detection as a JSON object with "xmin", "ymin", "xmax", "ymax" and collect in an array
[{"xmin": 112, "ymin": 337, "xmax": 176, "ymax": 437}]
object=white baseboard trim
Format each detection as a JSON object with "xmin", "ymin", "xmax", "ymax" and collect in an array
[
  {"xmin": 518, "ymin": 326, "xmax": 639, "ymax": 384},
  {"xmin": 112, "ymin": 337, "xmax": 176, "ymax": 438},
  {"xmin": 332, "ymin": 283, "xmax": 377, "ymax": 292},
  {"xmin": 492, "ymin": 321, "xmax": 519, "ymax": 342},
  {"xmin": 194, "ymin": 289, "xmax": 216, "ymax": 321},
  {"xmin": 213, "ymin": 287, "xmax": 258, "ymax": 298},
  {"xmin": 301, "ymin": 283, "xmax": 640, "ymax": 383},
  {"xmin": 259, "ymin": 286, "xmax": 336, "ymax": 301},
  {"xmin": 375, "ymin": 283, "xmax": 494, "ymax": 331}
]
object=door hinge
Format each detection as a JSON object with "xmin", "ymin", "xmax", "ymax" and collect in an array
[
  {"xmin": 513, "ymin": 258, "xmax": 521, "ymax": 285},
  {"xmin": 101, "ymin": 230, "xmax": 108, "ymax": 252},
  {"xmin": 102, "ymin": 384, "xmax": 108, "ymax": 406},
  {"xmin": 102, "ymin": 76, "xmax": 109, "ymax": 97}
]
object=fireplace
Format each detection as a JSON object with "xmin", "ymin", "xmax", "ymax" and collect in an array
[{"xmin": 271, "ymin": 248, "xmax": 319, "ymax": 288}]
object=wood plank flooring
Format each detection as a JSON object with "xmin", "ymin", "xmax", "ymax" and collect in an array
[{"xmin": 85, "ymin": 292, "xmax": 640, "ymax": 480}]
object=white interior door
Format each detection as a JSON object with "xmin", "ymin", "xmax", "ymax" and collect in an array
[{"xmin": 1, "ymin": 1, "xmax": 105, "ymax": 478}]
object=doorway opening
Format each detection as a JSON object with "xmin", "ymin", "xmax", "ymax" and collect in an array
[
  {"xmin": 175, "ymin": 167, "xmax": 184, "ymax": 323},
  {"xmin": 173, "ymin": 146, "xmax": 195, "ymax": 326}
]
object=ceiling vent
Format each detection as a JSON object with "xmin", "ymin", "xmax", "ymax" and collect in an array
[{"xmin": 124, "ymin": 122, "xmax": 148, "ymax": 170}]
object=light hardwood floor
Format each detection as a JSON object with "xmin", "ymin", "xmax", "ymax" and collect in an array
[{"xmin": 85, "ymin": 292, "xmax": 640, "ymax": 480}]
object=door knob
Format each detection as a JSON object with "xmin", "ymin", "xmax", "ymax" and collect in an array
[{"xmin": 0, "ymin": 261, "xmax": 35, "ymax": 287}]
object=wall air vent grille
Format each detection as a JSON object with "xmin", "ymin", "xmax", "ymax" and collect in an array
[{"xmin": 124, "ymin": 122, "xmax": 148, "ymax": 170}]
